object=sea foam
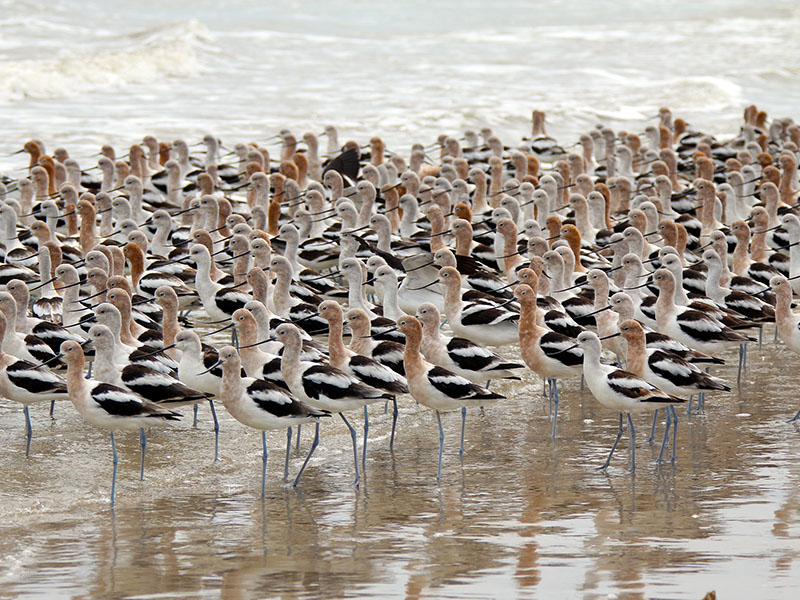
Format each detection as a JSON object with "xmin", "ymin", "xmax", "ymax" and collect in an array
[{"xmin": 0, "ymin": 20, "xmax": 211, "ymax": 103}]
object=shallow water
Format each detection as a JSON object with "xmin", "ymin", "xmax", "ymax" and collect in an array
[{"xmin": 1, "ymin": 330, "xmax": 798, "ymax": 599}]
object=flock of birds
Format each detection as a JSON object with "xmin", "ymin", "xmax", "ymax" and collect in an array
[{"xmin": 1, "ymin": 105, "xmax": 799, "ymax": 504}]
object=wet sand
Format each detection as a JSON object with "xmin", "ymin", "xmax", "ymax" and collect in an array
[{"xmin": 0, "ymin": 330, "xmax": 799, "ymax": 599}]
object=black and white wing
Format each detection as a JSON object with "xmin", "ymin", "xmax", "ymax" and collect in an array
[
  {"xmin": 348, "ymin": 354, "xmax": 408, "ymax": 394},
  {"xmin": 129, "ymin": 344, "xmax": 180, "ymax": 375},
  {"xmin": 460, "ymin": 303, "xmax": 519, "ymax": 327},
  {"xmin": 371, "ymin": 341, "xmax": 406, "ymax": 376},
  {"xmin": 648, "ymin": 350, "xmax": 730, "ymax": 392},
  {"xmin": 606, "ymin": 370, "xmax": 679, "ymax": 404},
  {"xmin": 302, "ymin": 364, "xmax": 387, "ymax": 401},
  {"xmin": 31, "ymin": 320, "xmax": 85, "ymax": 354},
  {"xmin": 23, "ymin": 333, "xmax": 62, "ymax": 366},
  {"xmin": 543, "ymin": 309, "xmax": 584, "ymax": 338},
  {"xmin": 6, "ymin": 360, "xmax": 68, "ymax": 395},
  {"xmin": 91, "ymin": 382, "xmax": 182, "ymax": 419},
  {"xmin": 247, "ymin": 379, "xmax": 329, "ymax": 418},
  {"xmin": 426, "ymin": 365, "xmax": 503, "ymax": 401},
  {"xmin": 540, "ymin": 332, "xmax": 584, "ymax": 367},
  {"xmin": 121, "ymin": 364, "xmax": 212, "ymax": 404},
  {"xmin": 214, "ymin": 288, "xmax": 251, "ymax": 318}
]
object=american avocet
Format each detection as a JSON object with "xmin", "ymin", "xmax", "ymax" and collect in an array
[
  {"xmin": 89, "ymin": 324, "xmax": 209, "ymax": 409},
  {"xmin": 437, "ymin": 266, "xmax": 519, "ymax": 346},
  {"xmin": 275, "ymin": 323, "xmax": 391, "ymax": 487},
  {"xmin": 276, "ymin": 224, "xmax": 344, "ymax": 298},
  {"xmin": 60, "ymin": 340, "xmax": 181, "ymax": 504},
  {"xmin": 27, "ymin": 242, "xmax": 63, "ymax": 323},
  {"xmin": 188, "ymin": 244, "xmax": 251, "ymax": 323},
  {"xmin": 338, "ymin": 256, "xmax": 377, "ymax": 317},
  {"xmin": 541, "ymin": 249, "xmax": 574, "ymax": 303},
  {"xmin": 104, "ymin": 288, "xmax": 161, "ymax": 347},
  {"xmin": 615, "ymin": 319, "xmax": 729, "ymax": 460},
  {"xmin": 269, "ymin": 256, "xmax": 327, "ymax": 335},
  {"xmin": 366, "ymin": 212, "xmax": 419, "ymax": 257},
  {"xmin": 343, "ymin": 306, "xmax": 406, "ymax": 445},
  {"xmin": 244, "ymin": 295, "xmax": 327, "ymax": 360},
  {"xmin": 0, "ymin": 292, "xmax": 62, "ymax": 366},
  {"xmin": 123, "ymin": 243, "xmax": 200, "ymax": 309},
  {"xmin": 146, "ymin": 209, "xmax": 175, "ymax": 258},
  {"xmin": 214, "ymin": 346, "xmax": 330, "ymax": 493},
  {"xmin": 93, "ymin": 302, "xmax": 178, "ymax": 375},
  {"xmin": 0, "ymin": 312, "xmax": 68, "ymax": 455},
  {"xmin": 397, "ymin": 254, "xmax": 444, "ymax": 314},
  {"xmin": 6, "ymin": 279, "xmax": 84, "ymax": 355},
  {"xmin": 584, "ymin": 268, "xmax": 623, "ymax": 357},
  {"xmin": 514, "ymin": 266, "xmax": 585, "ymax": 338},
  {"xmin": 769, "ymin": 276, "xmax": 800, "ymax": 422},
  {"xmin": 432, "ymin": 247, "xmax": 511, "ymax": 299},
  {"xmin": 0, "ymin": 249, "xmax": 38, "ymax": 286},
  {"xmin": 106, "ymin": 276, "xmax": 165, "ymax": 331},
  {"xmin": 575, "ymin": 331, "xmax": 683, "ymax": 472},
  {"xmin": 729, "ymin": 219, "xmax": 781, "ymax": 287},
  {"xmin": 395, "ymin": 315, "xmax": 503, "ymax": 482},
  {"xmin": 416, "ymin": 302, "xmax": 523, "ymax": 385},
  {"xmin": 702, "ymin": 249, "xmax": 775, "ymax": 322},
  {"xmin": 369, "ymin": 264, "xmax": 406, "ymax": 322},
  {"xmin": 653, "ymin": 269, "xmax": 754, "ymax": 377},
  {"xmin": 338, "ymin": 259, "xmax": 405, "ymax": 342},
  {"xmin": 89, "ymin": 323, "xmax": 214, "ymax": 469},
  {"xmin": 173, "ymin": 330, "xmax": 223, "ymax": 400},
  {"xmin": 656, "ymin": 252, "xmax": 751, "ymax": 330},
  {"xmin": 344, "ymin": 308, "xmax": 404, "ymax": 375},
  {"xmin": 607, "ymin": 291, "xmax": 724, "ymax": 365},
  {"xmin": 451, "ymin": 218, "xmax": 496, "ymax": 270},
  {"xmin": 317, "ymin": 300, "xmax": 408, "ymax": 466},
  {"xmin": 514, "ymin": 280, "xmax": 583, "ymax": 437}
]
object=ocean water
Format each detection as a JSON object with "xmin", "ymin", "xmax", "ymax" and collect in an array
[{"xmin": 2, "ymin": 0, "xmax": 800, "ymax": 166}]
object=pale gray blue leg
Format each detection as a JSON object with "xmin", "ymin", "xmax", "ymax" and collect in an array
[
  {"xmin": 292, "ymin": 422, "xmax": 320, "ymax": 487},
  {"xmin": 597, "ymin": 412, "xmax": 624, "ymax": 471},
  {"xmin": 362, "ymin": 405, "xmax": 369, "ymax": 471},
  {"xmin": 646, "ymin": 409, "xmax": 659, "ymax": 443},
  {"xmin": 24, "ymin": 406, "xmax": 32, "ymax": 457},
  {"xmin": 627, "ymin": 412, "xmax": 636, "ymax": 473},
  {"xmin": 656, "ymin": 408, "xmax": 671, "ymax": 464},
  {"xmin": 110, "ymin": 432, "xmax": 118, "ymax": 505},
  {"xmin": 737, "ymin": 344, "xmax": 745, "ymax": 384},
  {"xmin": 261, "ymin": 431, "xmax": 268, "ymax": 497},
  {"xmin": 459, "ymin": 406, "xmax": 466, "ymax": 455},
  {"xmin": 436, "ymin": 410, "xmax": 445, "ymax": 483},
  {"xmin": 670, "ymin": 405, "xmax": 678, "ymax": 463},
  {"xmin": 139, "ymin": 428, "xmax": 146, "ymax": 481},
  {"xmin": 552, "ymin": 380, "xmax": 560, "ymax": 438},
  {"xmin": 340, "ymin": 414, "xmax": 360, "ymax": 487},
  {"xmin": 284, "ymin": 427, "xmax": 292, "ymax": 479},
  {"xmin": 389, "ymin": 397, "xmax": 398, "ymax": 449},
  {"xmin": 209, "ymin": 400, "xmax": 219, "ymax": 462}
]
